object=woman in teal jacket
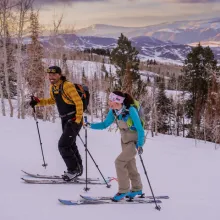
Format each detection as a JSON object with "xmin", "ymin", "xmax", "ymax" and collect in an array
[{"xmin": 87, "ymin": 91, "xmax": 145, "ymax": 201}]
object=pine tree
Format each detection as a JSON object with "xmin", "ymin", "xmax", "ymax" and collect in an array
[
  {"xmin": 156, "ymin": 77, "xmax": 172, "ymax": 133},
  {"xmin": 103, "ymin": 66, "xmax": 114, "ymax": 116},
  {"xmin": 204, "ymin": 70, "xmax": 220, "ymax": 145},
  {"xmin": 26, "ymin": 10, "xmax": 45, "ymax": 119},
  {"xmin": 26, "ymin": 10, "xmax": 44, "ymax": 97},
  {"xmin": 147, "ymin": 76, "xmax": 151, "ymax": 86},
  {"xmin": 110, "ymin": 33, "xmax": 141, "ymax": 97},
  {"xmin": 122, "ymin": 62, "xmax": 133, "ymax": 94},
  {"xmin": 167, "ymin": 74, "xmax": 176, "ymax": 90},
  {"xmin": 182, "ymin": 43, "xmax": 218, "ymax": 137}
]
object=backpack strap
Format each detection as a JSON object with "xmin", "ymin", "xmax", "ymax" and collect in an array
[
  {"xmin": 52, "ymin": 80, "xmax": 74, "ymax": 105},
  {"xmin": 112, "ymin": 108, "xmax": 131, "ymax": 131},
  {"xmin": 112, "ymin": 110, "xmax": 120, "ymax": 132},
  {"xmin": 74, "ymin": 84, "xmax": 86, "ymax": 99},
  {"xmin": 114, "ymin": 106, "xmax": 144, "ymax": 130},
  {"xmin": 62, "ymin": 81, "xmax": 75, "ymax": 104}
]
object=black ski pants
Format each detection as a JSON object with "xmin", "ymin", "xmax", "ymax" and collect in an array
[{"xmin": 58, "ymin": 119, "xmax": 83, "ymax": 172}]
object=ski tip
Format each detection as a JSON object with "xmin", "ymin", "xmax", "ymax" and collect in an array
[
  {"xmin": 21, "ymin": 170, "xmax": 31, "ymax": 176},
  {"xmin": 58, "ymin": 199, "xmax": 68, "ymax": 205},
  {"xmin": 21, "ymin": 178, "xmax": 33, "ymax": 184},
  {"xmin": 58, "ymin": 199, "xmax": 78, "ymax": 205},
  {"xmin": 58, "ymin": 199, "xmax": 67, "ymax": 204},
  {"xmin": 80, "ymin": 195, "xmax": 87, "ymax": 199},
  {"xmin": 80, "ymin": 194, "xmax": 92, "ymax": 198},
  {"xmin": 21, "ymin": 178, "xmax": 27, "ymax": 183}
]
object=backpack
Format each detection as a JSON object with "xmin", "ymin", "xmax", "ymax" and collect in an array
[
  {"xmin": 114, "ymin": 100, "xmax": 145, "ymax": 129},
  {"xmin": 56, "ymin": 81, "xmax": 90, "ymax": 112},
  {"xmin": 126, "ymin": 100, "xmax": 145, "ymax": 129},
  {"xmin": 73, "ymin": 84, "xmax": 90, "ymax": 112}
]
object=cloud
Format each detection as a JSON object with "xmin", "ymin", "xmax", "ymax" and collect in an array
[
  {"xmin": 174, "ymin": 0, "xmax": 219, "ymax": 3},
  {"xmin": 34, "ymin": 0, "xmax": 108, "ymax": 6}
]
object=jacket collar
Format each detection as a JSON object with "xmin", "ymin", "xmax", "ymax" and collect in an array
[{"xmin": 52, "ymin": 79, "xmax": 63, "ymax": 88}]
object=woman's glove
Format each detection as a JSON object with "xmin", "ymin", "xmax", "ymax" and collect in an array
[
  {"xmin": 84, "ymin": 122, "xmax": 91, "ymax": 128},
  {"xmin": 137, "ymin": 147, "xmax": 143, "ymax": 155},
  {"xmin": 136, "ymin": 143, "xmax": 143, "ymax": 155}
]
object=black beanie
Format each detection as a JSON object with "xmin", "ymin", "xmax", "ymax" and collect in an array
[{"xmin": 47, "ymin": 66, "xmax": 62, "ymax": 74}]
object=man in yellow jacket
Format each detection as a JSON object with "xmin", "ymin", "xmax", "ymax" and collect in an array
[{"xmin": 30, "ymin": 66, "xmax": 84, "ymax": 181}]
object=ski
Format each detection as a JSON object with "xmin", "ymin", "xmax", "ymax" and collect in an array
[
  {"xmin": 80, "ymin": 194, "xmax": 169, "ymax": 200},
  {"xmin": 58, "ymin": 197, "xmax": 162, "ymax": 206},
  {"xmin": 21, "ymin": 170, "xmax": 106, "ymax": 182},
  {"xmin": 21, "ymin": 178, "xmax": 109, "ymax": 185}
]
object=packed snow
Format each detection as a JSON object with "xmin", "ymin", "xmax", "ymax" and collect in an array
[{"xmin": 0, "ymin": 114, "xmax": 220, "ymax": 220}]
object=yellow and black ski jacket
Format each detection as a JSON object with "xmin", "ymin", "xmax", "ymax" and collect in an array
[{"xmin": 37, "ymin": 80, "xmax": 83, "ymax": 124}]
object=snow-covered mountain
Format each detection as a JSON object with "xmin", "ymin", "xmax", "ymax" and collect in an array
[
  {"xmin": 131, "ymin": 36, "xmax": 192, "ymax": 63},
  {"xmin": 23, "ymin": 34, "xmax": 118, "ymax": 50},
  {"xmin": 26, "ymin": 34, "xmax": 220, "ymax": 64},
  {"xmin": 24, "ymin": 17, "xmax": 220, "ymax": 64},
  {"xmin": 76, "ymin": 18, "xmax": 220, "ymax": 45}
]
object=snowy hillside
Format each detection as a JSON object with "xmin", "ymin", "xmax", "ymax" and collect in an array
[
  {"xmin": 0, "ymin": 115, "xmax": 220, "ymax": 220},
  {"xmin": 34, "ymin": 34, "xmax": 220, "ymax": 64},
  {"xmin": 43, "ymin": 59, "xmax": 116, "ymax": 80},
  {"xmin": 31, "ymin": 34, "xmax": 191, "ymax": 64}
]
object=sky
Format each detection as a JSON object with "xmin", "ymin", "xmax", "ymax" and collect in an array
[{"xmin": 35, "ymin": 0, "xmax": 220, "ymax": 30}]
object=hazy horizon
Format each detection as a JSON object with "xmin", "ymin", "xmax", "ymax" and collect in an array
[
  {"xmin": 73, "ymin": 16, "xmax": 220, "ymax": 30},
  {"xmin": 35, "ymin": 0, "xmax": 220, "ymax": 30}
]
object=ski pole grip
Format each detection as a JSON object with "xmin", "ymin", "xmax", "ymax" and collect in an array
[
  {"xmin": 30, "ymin": 95, "xmax": 36, "ymax": 113},
  {"xmin": 84, "ymin": 116, "xmax": 88, "ymax": 123}
]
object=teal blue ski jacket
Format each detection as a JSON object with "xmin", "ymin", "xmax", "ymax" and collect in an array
[{"xmin": 90, "ymin": 106, "xmax": 145, "ymax": 147}]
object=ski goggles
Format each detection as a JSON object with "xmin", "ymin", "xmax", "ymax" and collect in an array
[{"xmin": 109, "ymin": 92, "xmax": 125, "ymax": 103}]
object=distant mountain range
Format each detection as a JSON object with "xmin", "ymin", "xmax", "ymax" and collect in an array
[
  {"xmin": 23, "ymin": 17, "xmax": 220, "ymax": 64},
  {"xmin": 76, "ymin": 17, "xmax": 220, "ymax": 45},
  {"xmin": 24, "ymin": 34, "xmax": 218, "ymax": 64}
]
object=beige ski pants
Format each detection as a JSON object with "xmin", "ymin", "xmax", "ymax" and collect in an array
[{"xmin": 115, "ymin": 120, "xmax": 143, "ymax": 193}]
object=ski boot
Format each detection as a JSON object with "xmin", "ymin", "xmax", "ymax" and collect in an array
[
  {"xmin": 126, "ymin": 190, "xmax": 144, "ymax": 199},
  {"xmin": 112, "ymin": 192, "xmax": 129, "ymax": 202},
  {"xmin": 62, "ymin": 170, "xmax": 81, "ymax": 182}
]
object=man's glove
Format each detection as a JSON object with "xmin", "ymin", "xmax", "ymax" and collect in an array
[
  {"xmin": 30, "ymin": 96, "xmax": 40, "ymax": 108},
  {"xmin": 137, "ymin": 147, "xmax": 143, "ymax": 155}
]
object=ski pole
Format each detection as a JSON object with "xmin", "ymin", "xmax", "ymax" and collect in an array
[
  {"xmin": 77, "ymin": 133, "xmax": 111, "ymax": 188},
  {"xmin": 31, "ymin": 96, "xmax": 48, "ymax": 168},
  {"xmin": 139, "ymin": 155, "xmax": 161, "ymax": 211},
  {"xmin": 83, "ymin": 116, "xmax": 90, "ymax": 192}
]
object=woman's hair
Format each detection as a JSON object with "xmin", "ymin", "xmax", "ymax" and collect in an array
[{"xmin": 112, "ymin": 91, "xmax": 134, "ymax": 108}]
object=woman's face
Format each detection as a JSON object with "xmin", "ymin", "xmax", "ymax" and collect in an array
[{"xmin": 108, "ymin": 100, "xmax": 122, "ymax": 110}]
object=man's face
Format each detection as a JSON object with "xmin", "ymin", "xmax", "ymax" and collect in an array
[{"xmin": 48, "ymin": 73, "xmax": 60, "ymax": 84}]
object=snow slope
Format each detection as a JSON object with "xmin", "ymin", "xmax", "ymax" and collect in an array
[
  {"xmin": 0, "ymin": 115, "xmax": 220, "ymax": 220},
  {"xmin": 43, "ymin": 59, "xmax": 116, "ymax": 80}
]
